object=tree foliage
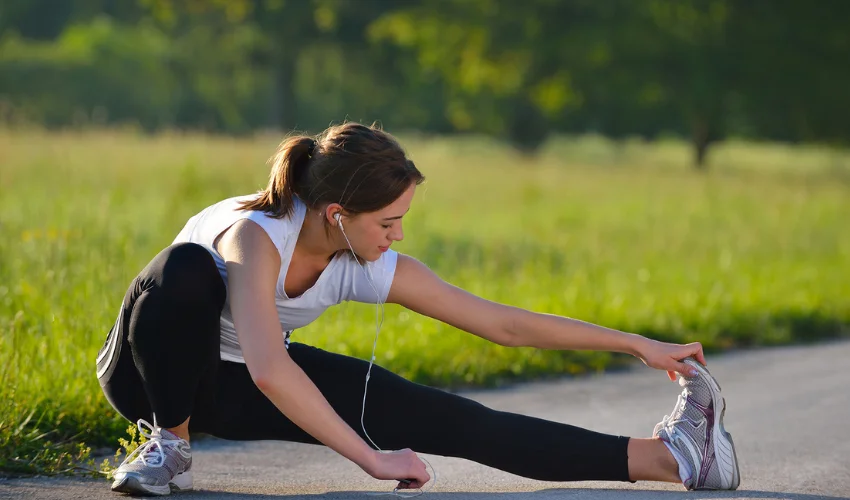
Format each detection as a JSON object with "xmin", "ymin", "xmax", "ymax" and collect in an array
[{"xmin": 1, "ymin": 0, "xmax": 847, "ymax": 167}]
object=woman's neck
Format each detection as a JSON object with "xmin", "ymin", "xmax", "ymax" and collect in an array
[{"xmin": 296, "ymin": 208, "xmax": 344, "ymax": 263}]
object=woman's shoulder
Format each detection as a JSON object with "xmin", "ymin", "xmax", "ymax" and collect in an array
[
  {"xmin": 199, "ymin": 193, "xmax": 304, "ymax": 238},
  {"xmin": 239, "ymin": 197, "xmax": 304, "ymax": 239},
  {"xmin": 180, "ymin": 194, "xmax": 303, "ymax": 259}
]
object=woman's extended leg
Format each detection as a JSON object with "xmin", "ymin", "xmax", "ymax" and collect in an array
[{"xmin": 193, "ymin": 342, "xmax": 680, "ymax": 484}]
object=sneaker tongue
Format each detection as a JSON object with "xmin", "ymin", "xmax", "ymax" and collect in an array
[
  {"xmin": 139, "ymin": 429, "xmax": 182, "ymax": 465},
  {"xmin": 141, "ymin": 442, "xmax": 165, "ymax": 465},
  {"xmin": 657, "ymin": 425, "xmax": 675, "ymax": 444}
]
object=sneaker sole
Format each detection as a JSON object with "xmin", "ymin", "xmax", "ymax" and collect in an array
[
  {"xmin": 111, "ymin": 470, "xmax": 193, "ymax": 496},
  {"xmin": 684, "ymin": 359, "xmax": 741, "ymax": 490}
]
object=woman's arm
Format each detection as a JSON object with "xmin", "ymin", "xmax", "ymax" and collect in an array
[
  {"xmin": 507, "ymin": 309, "xmax": 706, "ymax": 379},
  {"xmin": 217, "ymin": 220, "xmax": 377, "ymax": 474},
  {"xmin": 387, "ymin": 254, "xmax": 705, "ymax": 378},
  {"xmin": 386, "ymin": 254, "xmax": 515, "ymax": 346},
  {"xmin": 505, "ymin": 309, "xmax": 641, "ymax": 353},
  {"xmin": 387, "ymin": 254, "xmax": 637, "ymax": 351}
]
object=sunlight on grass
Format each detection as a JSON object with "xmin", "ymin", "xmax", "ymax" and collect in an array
[{"xmin": 1, "ymin": 128, "xmax": 848, "ymax": 475}]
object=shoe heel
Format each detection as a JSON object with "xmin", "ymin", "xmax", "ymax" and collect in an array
[
  {"xmin": 722, "ymin": 429, "xmax": 741, "ymax": 490},
  {"xmin": 717, "ymin": 399, "xmax": 740, "ymax": 490},
  {"xmin": 170, "ymin": 470, "xmax": 193, "ymax": 491}
]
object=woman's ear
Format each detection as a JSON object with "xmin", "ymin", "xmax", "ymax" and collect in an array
[{"xmin": 322, "ymin": 203, "xmax": 345, "ymax": 226}]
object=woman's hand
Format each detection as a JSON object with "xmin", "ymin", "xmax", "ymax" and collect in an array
[
  {"xmin": 364, "ymin": 448, "xmax": 430, "ymax": 490},
  {"xmin": 631, "ymin": 336, "xmax": 707, "ymax": 381}
]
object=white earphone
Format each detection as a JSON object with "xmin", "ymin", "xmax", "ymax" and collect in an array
[{"xmin": 332, "ymin": 210, "xmax": 436, "ymax": 497}]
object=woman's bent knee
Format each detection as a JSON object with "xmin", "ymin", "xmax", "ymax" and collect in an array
[{"xmin": 139, "ymin": 243, "xmax": 226, "ymax": 307}]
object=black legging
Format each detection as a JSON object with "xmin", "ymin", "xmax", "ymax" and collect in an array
[{"xmin": 96, "ymin": 242, "xmax": 632, "ymax": 483}]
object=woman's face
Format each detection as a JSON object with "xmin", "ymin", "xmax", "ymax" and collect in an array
[{"xmin": 340, "ymin": 183, "xmax": 416, "ymax": 262}]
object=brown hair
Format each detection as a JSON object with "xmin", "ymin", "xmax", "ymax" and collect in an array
[{"xmin": 238, "ymin": 121, "xmax": 425, "ymax": 232}]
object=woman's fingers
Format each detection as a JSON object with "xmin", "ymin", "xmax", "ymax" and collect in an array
[
  {"xmin": 666, "ymin": 361, "xmax": 693, "ymax": 381},
  {"xmin": 684, "ymin": 342, "xmax": 707, "ymax": 366},
  {"xmin": 641, "ymin": 338, "xmax": 708, "ymax": 380},
  {"xmin": 677, "ymin": 359, "xmax": 699, "ymax": 377},
  {"xmin": 398, "ymin": 480, "xmax": 421, "ymax": 490},
  {"xmin": 668, "ymin": 346, "xmax": 704, "ymax": 378}
]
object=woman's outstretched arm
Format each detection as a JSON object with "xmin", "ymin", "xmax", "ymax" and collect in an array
[
  {"xmin": 386, "ymin": 254, "xmax": 517, "ymax": 347},
  {"xmin": 387, "ymin": 254, "xmax": 706, "ymax": 380}
]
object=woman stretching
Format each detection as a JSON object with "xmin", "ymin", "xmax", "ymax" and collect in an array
[{"xmin": 96, "ymin": 122, "xmax": 740, "ymax": 496}]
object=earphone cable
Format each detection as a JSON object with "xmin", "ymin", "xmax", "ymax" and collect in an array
[{"xmin": 336, "ymin": 218, "xmax": 437, "ymax": 497}]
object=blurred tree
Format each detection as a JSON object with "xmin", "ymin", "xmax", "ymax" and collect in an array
[
  {"xmin": 0, "ymin": 17, "xmax": 179, "ymax": 129},
  {"xmin": 369, "ymin": 0, "xmax": 735, "ymax": 163},
  {"xmin": 608, "ymin": 0, "xmax": 735, "ymax": 168},
  {"xmin": 0, "ymin": 0, "xmax": 75, "ymax": 40},
  {"xmin": 370, "ymin": 0, "xmax": 576, "ymax": 154},
  {"xmin": 0, "ymin": 0, "xmax": 147, "ymax": 39},
  {"xmin": 730, "ymin": 0, "xmax": 850, "ymax": 146},
  {"xmin": 1, "ymin": 0, "xmax": 848, "ymax": 163},
  {"xmin": 139, "ymin": 0, "xmax": 396, "ymax": 132}
]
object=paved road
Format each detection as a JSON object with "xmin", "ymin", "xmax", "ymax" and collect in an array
[{"xmin": 3, "ymin": 339, "xmax": 849, "ymax": 500}]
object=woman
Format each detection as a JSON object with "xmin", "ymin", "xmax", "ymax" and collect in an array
[{"xmin": 96, "ymin": 122, "xmax": 740, "ymax": 496}]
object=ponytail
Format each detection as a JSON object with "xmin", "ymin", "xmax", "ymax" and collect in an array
[
  {"xmin": 237, "ymin": 136, "xmax": 317, "ymax": 218},
  {"xmin": 237, "ymin": 121, "xmax": 425, "ymax": 233}
]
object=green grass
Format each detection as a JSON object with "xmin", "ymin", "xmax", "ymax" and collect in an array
[{"xmin": 1, "ymin": 127, "xmax": 849, "ymax": 475}]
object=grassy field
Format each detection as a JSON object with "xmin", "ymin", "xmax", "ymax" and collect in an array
[{"xmin": 1, "ymin": 128, "xmax": 849, "ymax": 475}]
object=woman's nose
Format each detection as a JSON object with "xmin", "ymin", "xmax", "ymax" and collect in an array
[{"xmin": 391, "ymin": 224, "xmax": 404, "ymax": 242}]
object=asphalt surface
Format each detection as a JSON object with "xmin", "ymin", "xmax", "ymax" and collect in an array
[{"xmin": 2, "ymin": 339, "xmax": 848, "ymax": 500}]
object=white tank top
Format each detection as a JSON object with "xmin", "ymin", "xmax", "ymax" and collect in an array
[{"xmin": 172, "ymin": 194, "xmax": 398, "ymax": 363}]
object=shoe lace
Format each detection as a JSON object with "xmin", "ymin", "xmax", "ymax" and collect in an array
[
  {"xmin": 118, "ymin": 417, "xmax": 183, "ymax": 469},
  {"xmin": 656, "ymin": 392, "xmax": 689, "ymax": 436}
]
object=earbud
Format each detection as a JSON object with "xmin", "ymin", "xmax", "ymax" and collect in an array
[{"xmin": 334, "ymin": 212, "xmax": 341, "ymax": 222}]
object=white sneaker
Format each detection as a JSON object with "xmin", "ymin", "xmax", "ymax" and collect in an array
[
  {"xmin": 111, "ymin": 418, "xmax": 193, "ymax": 496},
  {"xmin": 653, "ymin": 358, "xmax": 741, "ymax": 490}
]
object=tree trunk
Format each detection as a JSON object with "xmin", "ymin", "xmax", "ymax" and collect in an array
[
  {"xmin": 694, "ymin": 138, "xmax": 710, "ymax": 169},
  {"xmin": 269, "ymin": 51, "xmax": 297, "ymax": 132},
  {"xmin": 692, "ymin": 119, "xmax": 712, "ymax": 170},
  {"xmin": 507, "ymin": 97, "xmax": 549, "ymax": 157}
]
